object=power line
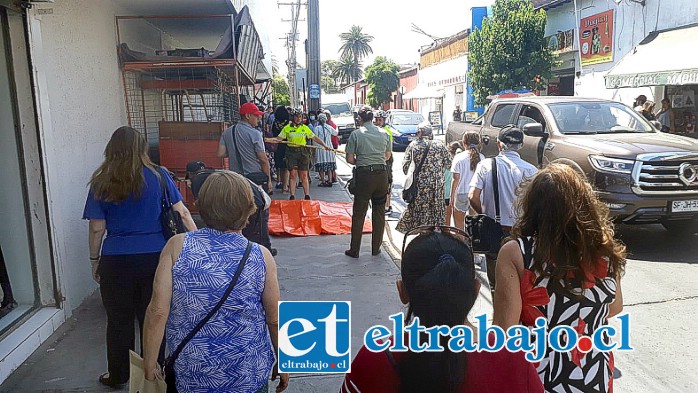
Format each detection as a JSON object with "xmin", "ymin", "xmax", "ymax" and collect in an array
[{"xmin": 278, "ymin": 0, "xmax": 306, "ymax": 107}]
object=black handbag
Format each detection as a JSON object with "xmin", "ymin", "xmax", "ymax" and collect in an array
[
  {"xmin": 158, "ymin": 167, "xmax": 186, "ymax": 240},
  {"xmin": 164, "ymin": 241, "xmax": 253, "ymax": 392},
  {"xmin": 466, "ymin": 158, "xmax": 507, "ymax": 254},
  {"xmin": 402, "ymin": 142, "xmax": 431, "ymax": 204},
  {"xmin": 232, "ymin": 124, "xmax": 268, "ymax": 187}
]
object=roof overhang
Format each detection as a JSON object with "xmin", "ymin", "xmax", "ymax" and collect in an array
[
  {"xmin": 605, "ymin": 24, "xmax": 698, "ymax": 89},
  {"xmin": 532, "ymin": 0, "xmax": 574, "ymax": 10},
  {"xmin": 402, "ymin": 84, "xmax": 443, "ymax": 99}
]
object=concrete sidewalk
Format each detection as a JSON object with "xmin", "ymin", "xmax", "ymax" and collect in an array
[{"xmin": 0, "ymin": 172, "xmax": 403, "ymax": 393}]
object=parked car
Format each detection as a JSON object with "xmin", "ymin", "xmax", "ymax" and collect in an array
[
  {"xmin": 386, "ymin": 110, "xmax": 425, "ymax": 151},
  {"xmin": 446, "ymin": 97, "xmax": 698, "ymax": 235},
  {"xmin": 322, "ymin": 96, "xmax": 356, "ymax": 144}
]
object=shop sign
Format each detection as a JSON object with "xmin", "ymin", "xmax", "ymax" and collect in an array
[
  {"xmin": 546, "ymin": 29, "xmax": 575, "ymax": 54},
  {"xmin": 580, "ymin": 10, "xmax": 614, "ymax": 66},
  {"xmin": 606, "ymin": 69, "xmax": 698, "ymax": 88}
]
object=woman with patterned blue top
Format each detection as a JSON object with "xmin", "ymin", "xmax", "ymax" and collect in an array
[{"xmin": 142, "ymin": 171, "xmax": 289, "ymax": 393}]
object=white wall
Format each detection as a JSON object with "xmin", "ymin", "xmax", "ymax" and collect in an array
[
  {"xmin": 418, "ymin": 55, "xmax": 468, "ymax": 130},
  {"xmin": 544, "ymin": 0, "xmax": 698, "ymax": 103},
  {"xmin": 27, "ymin": 0, "xmax": 128, "ymax": 312}
]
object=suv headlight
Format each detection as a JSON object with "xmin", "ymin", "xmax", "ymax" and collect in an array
[{"xmin": 588, "ymin": 155, "xmax": 635, "ymax": 174}]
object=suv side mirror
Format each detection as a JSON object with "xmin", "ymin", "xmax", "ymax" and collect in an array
[{"xmin": 522, "ymin": 122, "xmax": 545, "ymax": 137}]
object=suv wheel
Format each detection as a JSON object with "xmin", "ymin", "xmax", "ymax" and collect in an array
[{"xmin": 661, "ymin": 219, "xmax": 698, "ymax": 235}]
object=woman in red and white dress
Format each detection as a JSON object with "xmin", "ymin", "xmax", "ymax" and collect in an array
[{"xmin": 494, "ymin": 164, "xmax": 626, "ymax": 393}]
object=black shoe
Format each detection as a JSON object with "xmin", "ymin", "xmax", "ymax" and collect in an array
[
  {"xmin": 289, "ymin": 195, "xmax": 295, "ymax": 200},
  {"xmin": 372, "ymin": 250, "xmax": 382, "ymax": 256},
  {"xmin": 99, "ymin": 372, "xmax": 127, "ymax": 389},
  {"xmin": 304, "ymin": 195, "xmax": 311, "ymax": 200},
  {"xmin": 271, "ymin": 248, "xmax": 278, "ymax": 256},
  {"xmin": 275, "ymin": 183, "xmax": 283, "ymax": 189},
  {"xmin": 385, "ymin": 206, "xmax": 393, "ymax": 215},
  {"xmin": 344, "ymin": 249, "xmax": 359, "ymax": 258}
]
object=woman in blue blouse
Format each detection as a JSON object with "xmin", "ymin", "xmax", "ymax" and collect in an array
[
  {"xmin": 83, "ymin": 126, "xmax": 196, "ymax": 387},
  {"xmin": 142, "ymin": 171, "xmax": 288, "ymax": 393}
]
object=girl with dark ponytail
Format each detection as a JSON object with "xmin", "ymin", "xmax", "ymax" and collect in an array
[
  {"xmin": 341, "ymin": 230, "xmax": 542, "ymax": 393},
  {"xmin": 449, "ymin": 132, "xmax": 484, "ymax": 230}
]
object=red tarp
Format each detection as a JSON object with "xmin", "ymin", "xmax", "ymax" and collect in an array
[{"xmin": 268, "ymin": 200, "xmax": 371, "ymax": 236}]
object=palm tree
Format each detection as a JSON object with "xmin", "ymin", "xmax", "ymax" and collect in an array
[
  {"xmin": 333, "ymin": 54, "xmax": 362, "ymax": 87},
  {"xmin": 339, "ymin": 25, "xmax": 373, "ymax": 82}
]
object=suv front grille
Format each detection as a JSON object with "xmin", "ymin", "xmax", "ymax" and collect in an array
[{"xmin": 633, "ymin": 153, "xmax": 698, "ymax": 195}]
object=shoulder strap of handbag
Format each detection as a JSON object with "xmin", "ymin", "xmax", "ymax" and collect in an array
[
  {"xmin": 413, "ymin": 141, "xmax": 432, "ymax": 186},
  {"xmin": 165, "ymin": 241, "xmax": 253, "ymax": 367},
  {"xmin": 231, "ymin": 124, "xmax": 247, "ymax": 174},
  {"xmin": 491, "ymin": 157, "xmax": 501, "ymax": 222},
  {"xmin": 157, "ymin": 166, "xmax": 173, "ymax": 208}
]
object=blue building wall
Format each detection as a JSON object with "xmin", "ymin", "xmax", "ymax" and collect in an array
[{"xmin": 466, "ymin": 6, "xmax": 490, "ymax": 116}]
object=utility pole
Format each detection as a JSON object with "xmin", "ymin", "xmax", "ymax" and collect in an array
[
  {"xmin": 278, "ymin": 1, "xmax": 305, "ymax": 108},
  {"xmin": 306, "ymin": 0, "xmax": 321, "ymax": 112}
]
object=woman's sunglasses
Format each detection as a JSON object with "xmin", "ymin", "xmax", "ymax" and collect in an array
[{"xmin": 401, "ymin": 225, "xmax": 471, "ymax": 257}]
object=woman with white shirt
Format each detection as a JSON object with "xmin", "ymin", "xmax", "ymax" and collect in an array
[
  {"xmin": 313, "ymin": 113, "xmax": 338, "ymax": 186},
  {"xmin": 449, "ymin": 132, "xmax": 484, "ymax": 230}
]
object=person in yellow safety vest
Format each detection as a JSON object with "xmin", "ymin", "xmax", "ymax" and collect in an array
[{"xmin": 374, "ymin": 110, "xmax": 394, "ymax": 214}]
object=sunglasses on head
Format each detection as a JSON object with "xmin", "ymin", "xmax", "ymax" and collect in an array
[{"xmin": 401, "ymin": 225, "xmax": 471, "ymax": 257}]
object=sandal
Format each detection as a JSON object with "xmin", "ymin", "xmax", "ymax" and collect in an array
[{"xmin": 98, "ymin": 372, "xmax": 127, "ymax": 388}]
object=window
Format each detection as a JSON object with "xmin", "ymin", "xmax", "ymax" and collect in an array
[
  {"xmin": 490, "ymin": 104, "xmax": 516, "ymax": 127},
  {"xmin": 324, "ymin": 103, "xmax": 351, "ymax": 116},
  {"xmin": 548, "ymin": 102, "xmax": 653, "ymax": 134},
  {"xmin": 390, "ymin": 113, "xmax": 424, "ymax": 125},
  {"xmin": 516, "ymin": 105, "xmax": 546, "ymax": 132}
]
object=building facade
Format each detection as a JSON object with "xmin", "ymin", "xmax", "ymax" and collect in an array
[
  {"xmin": 0, "ymin": 0, "xmax": 271, "ymax": 383},
  {"xmin": 536, "ymin": 0, "xmax": 698, "ymax": 106}
]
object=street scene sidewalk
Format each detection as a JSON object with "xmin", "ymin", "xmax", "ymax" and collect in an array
[{"xmin": 0, "ymin": 174, "xmax": 403, "ymax": 393}]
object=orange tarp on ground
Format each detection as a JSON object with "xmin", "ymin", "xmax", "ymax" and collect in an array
[{"xmin": 268, "ymin": 200, "xmax": 371, "ymax": 236}]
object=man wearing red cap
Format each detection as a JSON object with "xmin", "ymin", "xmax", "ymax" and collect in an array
[{"xmin": 218, "ymin": 102, "xmax": 272, "ymax": 192}]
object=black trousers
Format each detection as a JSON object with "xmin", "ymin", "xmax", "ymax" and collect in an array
[
  {"xmin": 350, "ymin": 169, "xmax": 389, "ymax": 253},
  {"xmin": 98, "ymin": 253, "xmax": 165, "ymax": 382}
]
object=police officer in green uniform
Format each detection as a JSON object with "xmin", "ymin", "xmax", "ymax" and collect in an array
[
  {"xmin": 345, "ymin": 106, "xmax": 392, "ymax": 258},
  {"xmin": 373, "ymin": 110, "xmax": 394, "ymax": 214}
]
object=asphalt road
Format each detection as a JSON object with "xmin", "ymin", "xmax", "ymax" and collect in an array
[{"xmin": 338, "ymin": 139, "xmax": 698, "ymax": 392}]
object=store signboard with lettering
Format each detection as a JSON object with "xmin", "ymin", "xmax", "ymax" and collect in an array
[{"xmin": 580, "ymin": 10, "xmax": 614, "ymax": 66}]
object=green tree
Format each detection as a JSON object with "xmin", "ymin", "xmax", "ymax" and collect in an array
[
  {"xmin": 333, "ymin": 54, "xmax": 362, "ymax": 87},
  {"xmin": 339, "ymin": 25, "xmax": 373, "ymax": 82},
  {"xmin": 321, "ymin": 60, "xmax": 340, "ymax": 93},
  {"xmin": 272, "ymin": 71, "xmax": 291, "ymax": 107},
  {"xmin": 365, "ymin": 56, "xmax": 400, "ymax": 108},
  {"xmin": 467, "ymin": 0, "xmax": 555, "ymax": 105}
]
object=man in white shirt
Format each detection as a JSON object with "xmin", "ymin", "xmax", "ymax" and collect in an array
[{"xmin": 469, "ymin": 125, "xmax": 537, "ymax": 291}]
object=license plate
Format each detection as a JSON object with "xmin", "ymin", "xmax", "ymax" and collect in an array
[{"xmin": 671, "ymin": 200, "xmax": 698, "ymax": 212}]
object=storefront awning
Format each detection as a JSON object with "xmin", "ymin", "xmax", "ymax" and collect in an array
[
  {"xmin": 605, "ymin": 24, "xmax": 698, "ymax": 89},
  {"xmin": 402, "ymin": 84, "xmax": 443, "ymax": 99}
]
